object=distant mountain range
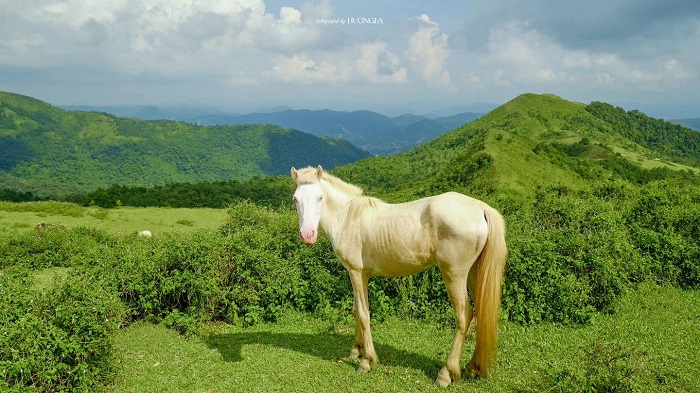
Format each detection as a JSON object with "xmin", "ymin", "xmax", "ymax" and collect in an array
[
  {"xmin": 61, "ymin": 104, "xmax": 484, "ymax": 155},
  {"xmin": 0, "ymin": 91, "xmax": 369, "ymax": 196},
  {"xmin": 670, "ymin": 118, "xmax": 700, "ymax": 131}
]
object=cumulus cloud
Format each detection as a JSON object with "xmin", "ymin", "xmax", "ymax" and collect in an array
[
  {"xmin": 262, "ymin": 54, "xmax": 350, "ymax": 84},
  {"xmin": 280, "ymin": 6, "xmax": 301, "ymax": 24},
  {"xmin": 0, "ymin": 0, "xmax": 343, "ymax": 70},
  {"xmin": 357, "ymin": 42, "xmax": 407, "ymax": 84},
  {"xmin": 406, "ymin": 14, "xmax": 452, "ymax": 88},
  {"xmin": 262, "ymin": 42, "xmax": 408, "ymax": 86},
  {"xmin": 471, "ymin": 21, "xmax": 696, "ymax": 92},
  {"xmin": 0, "ymin": 1, "xmax": 698, "ymax": 115}
]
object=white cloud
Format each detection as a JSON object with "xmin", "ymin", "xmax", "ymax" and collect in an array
[
  {"xmin": 36, "ymin": 0, "xmax": 124, "ymax": 28},
  {"xmin": 262, "ymin": 54, "xmax": 350, "ymax": 84},
  {"xmin": 0, "ymin": 1, "xmax": 698, "ymax": 115},
  {"xmin": 406, "ymin": 14, "xmax": 452, "ymax": 88},
  {"xmin": 280, "ymin": 6, "xmax": 301, "ymax": 24},
  {"xmin": 469, "ymin": 21, "xmax": 696, "ymax": 93},
  {"xmin": 357, "ymin": 42, "xmax": 407, "ymax": 84},
  {"xmin": 484, "ymin": 22, "xmax": 568, "ymax": 85}
]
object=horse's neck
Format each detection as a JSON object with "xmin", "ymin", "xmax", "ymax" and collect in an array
[{"xmin": 319, "ymin": 182, "xmax": 355, "ymax": 243}]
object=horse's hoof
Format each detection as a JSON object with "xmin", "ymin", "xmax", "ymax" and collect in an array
[
  {"xmin": 348, "ymin": 347, "xmax": 360, "ymax": 360},
  {"xmin": 467, "ymin": 361, "xmax": 480, "ymax": 378},
  {"xmin": 356, "ymin": 358, "xmax": 371, "ymax": 373},
  {"xmin": 435, "ymin": 367, "xmax": 452, "ymax": 388}
]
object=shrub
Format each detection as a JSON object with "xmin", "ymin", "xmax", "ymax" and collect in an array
[
  {"xmin": 216, "ymin": 202, "xmax": 349, "ymax": 325},
  {"xmin": 504, "ymin": 185, "xmax": 639, "ymax": 324},
  {"xmin": 0, "ymin": 268, "xmax": 126, "ymax": 392},
  {"xmin": 98, "ymin": 231, "xmax": 223, "ymax": 324},
  {"xmin": 95, "ymin": 202, "xmax": 350, "ymax": 328},
  {"xmin": 0, "ymin": 226, "xmax": 114, "ymax": 269}
]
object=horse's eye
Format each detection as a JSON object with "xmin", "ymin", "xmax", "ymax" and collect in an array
[
  {"xmin": 317, "ymin": 195, "xmax": 323, "ymax": 202},
  {"xmin": 293, "ymin": 196, "xmax": 298, "ymax": 204}
]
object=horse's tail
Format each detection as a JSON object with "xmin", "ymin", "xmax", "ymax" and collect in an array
[{"xmin": 471, "ymin": 205, "xmax": 507, "ymax": 378}]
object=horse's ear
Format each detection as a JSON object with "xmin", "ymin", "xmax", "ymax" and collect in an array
[
  {"xmin": 291, "ymin": 167, "xmax": 298, "ymax": 180},
  {"xmin": 316, "ymin": 165, "xmax": 323, "ymax": 179}
]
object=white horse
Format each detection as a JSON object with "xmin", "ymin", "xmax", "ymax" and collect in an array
[{"xmin": 291, "ymin": 165, "xmax": 507, "ymax": 387}]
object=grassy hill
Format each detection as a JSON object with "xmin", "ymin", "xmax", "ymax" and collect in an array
[
  {"xmin": 0, "ymin": 91, "xmax": 369, "ymax": 197},
  {"xmin": 333, "ymin": 93, "xmax": 700, "ymax": 200}
]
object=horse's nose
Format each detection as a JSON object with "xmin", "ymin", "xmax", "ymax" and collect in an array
[{"xmin": 300, "ymin": 228, "xmax": 317, "ymax": 244}]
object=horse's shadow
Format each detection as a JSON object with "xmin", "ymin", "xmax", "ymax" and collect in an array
[{"xmin": 204, "ymin": 329, "xmax": 443, "ymax": 379}]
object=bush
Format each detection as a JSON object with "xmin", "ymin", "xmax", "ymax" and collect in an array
[
  {"xmin": 0, "ymin": 268, "xmax": 126, "ymax": 392},
  {"xmin": 95, "ymin": 202, "xmax": 350, "ymax": 328},
  {"xmin": 98, "ymin": 231, "xmax": 224, "ymax": 324},
  {"xmin": 0, "ymin": 226, "xmax": 114, "ymax": 269},
  {"xmin": 217, "ymin": 202, "xmax": 349, "ymax": 325}
]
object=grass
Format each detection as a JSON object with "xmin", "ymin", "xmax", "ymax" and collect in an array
[
  {"xmin": 0, "ymin": 202, "xmax": 227, "ymax": 236},
  {"xmin": 110, "ymin": 283, "xmax": 700, "ymax": 392}
]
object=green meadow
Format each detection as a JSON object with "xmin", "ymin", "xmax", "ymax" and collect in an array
[
  {"xmin": 0, "ymin": 201, "xmax": 226, "ymax": 235},
  {"xmin": 109, "ymin": 284, "xmax": 700, "ymax": 393}
]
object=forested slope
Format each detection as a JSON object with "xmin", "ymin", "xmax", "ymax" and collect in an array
[{"xmin": 0, "ymin": 91, "xmax": 369, "ymax": 197}]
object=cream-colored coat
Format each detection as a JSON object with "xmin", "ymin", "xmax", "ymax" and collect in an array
[{"xmin": 292, "ymin": 166, "xmax": 507, "ymax": 387}]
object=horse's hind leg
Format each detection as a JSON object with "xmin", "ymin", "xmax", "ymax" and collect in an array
[
  {"xmin": 466, "ymin": 267, "xmax": 480, "ymax": 377},
  {"xmin": 435, "ymin": 269, "xmax": 470, "ymax": 387}
]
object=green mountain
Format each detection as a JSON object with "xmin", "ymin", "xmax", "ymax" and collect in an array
[
  {"xmin": 333, "ymin": 93, "xmax": 700, "ymax": 201},
  {"xmin": 0, "ymin": 91, "xmax": 369, "ymax": 196}
]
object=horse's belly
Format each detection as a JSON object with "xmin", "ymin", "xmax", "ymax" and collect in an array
[{"xmin": 362, "ymin": 243, "xmax": 435, "ymax": 278}]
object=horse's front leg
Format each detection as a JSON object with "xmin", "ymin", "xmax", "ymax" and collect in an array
[{"xmin": 348, "ymin": 270, "xmax": 377, "ymax": 373}]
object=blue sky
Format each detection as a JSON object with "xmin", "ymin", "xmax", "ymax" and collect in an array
[{"xmin": 1, "ymin": 0, "xmax": 699, "ymax": 117}]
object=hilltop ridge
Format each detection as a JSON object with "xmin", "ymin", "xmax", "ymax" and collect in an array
[{"xmin": 333, "ymin": 93, "xmax": 700, "ymax": 200}]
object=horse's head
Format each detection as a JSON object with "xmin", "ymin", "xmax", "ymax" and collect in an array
[{"xmin": 291, "ymin": 165, "xmax": 324, "ymax": 245}]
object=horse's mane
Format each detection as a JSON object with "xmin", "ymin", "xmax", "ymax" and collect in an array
[
  {"xmin": 294, "ymin": 167, "xmax": 365, "ymax": 197},
  {"xmin": 294, "ymin": 167, "xmax": 381, "ymax": 216}
]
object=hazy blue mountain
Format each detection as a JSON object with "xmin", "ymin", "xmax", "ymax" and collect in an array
[
  {"xmin": 62, "ymin": 104, "xmax": 483, "ymax": 155},
  {"xmin": 670, "ymin": 118, "xmax": 700, "ymax": 131}
]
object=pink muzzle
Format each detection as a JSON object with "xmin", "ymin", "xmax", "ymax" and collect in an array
[{"xmin": 299, "ymin": 227, "xmax": 318, "ymax": 245}]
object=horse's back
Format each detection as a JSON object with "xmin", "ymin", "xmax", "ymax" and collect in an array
[
  {"xmin": 424, "ymin": 192, "xmax": 490, "ymax": 235},
  {"xmin": 422, "ymin": 192, "xmax": 490, "ymax": 268}
]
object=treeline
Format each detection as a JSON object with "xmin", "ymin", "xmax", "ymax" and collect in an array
[
  {"xmin": 63, "ymin": 176, "xmax": 295, "ymax": 209},
  {"xmin": 0, "ymin": 188, "xmax": 45, "ymax": 203},
  {"xmin": 1, "ymin": 176, "xmax": 296, "ymax": 209}
]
